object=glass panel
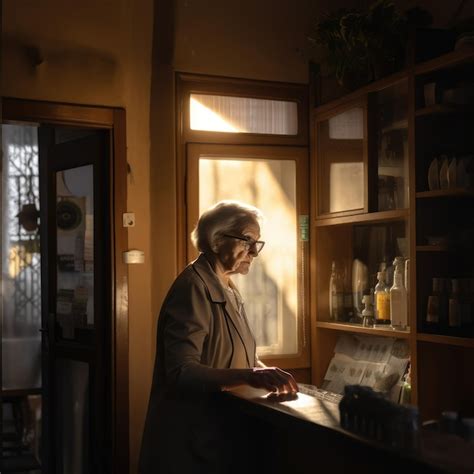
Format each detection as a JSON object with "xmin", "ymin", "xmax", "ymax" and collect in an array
[
  {"xmin": 1, "ymin": 124, "xmax": 42, "ymax": 469},
  {"xmin": 199, "ymin": 157, "xmax": 298, "ymax": 356},
  {"xmin": 318, "ymin": 107, "xmax": 365, "ymax": 215},
  {"xmin": 1, "ymin": 125, "xmax": 42, "ymax": 389},
  {"xmin": 373, "ymin": 80, "xmax": 409, "ymax": 211},
  {"xmin": 55, "ymin": 359, "xmax": 89, "ymax": 474},
  {"xmin": 190, "ymin": 93, "xmax": 298, "ymax": 135},
  {"xmin": 56, "ymin": 165, "xmax": 94, "ymax": 340}
]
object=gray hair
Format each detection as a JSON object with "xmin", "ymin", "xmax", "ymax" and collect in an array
[{"xmin": 191, "ymin": 200, "xmax": 263, "ymax": 254}]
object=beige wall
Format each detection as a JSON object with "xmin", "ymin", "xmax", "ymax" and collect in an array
[
  {"xmin": 174, "ymin": 0, "xmax": 363, "ymax": 83},
  {"xmin": 2, "ymin": 1, "xmax": 154, "ymax": 472}
]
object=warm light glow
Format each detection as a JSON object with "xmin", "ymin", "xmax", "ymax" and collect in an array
[
  {"xmin": 189, "ymin": 93, "xmax": 298, "ymax": 135},
  {"xmin": 190, "ymin": 97, "xmax": 241, "ymax": 132},
  {"xmin": 8, "ymin": 245, "xmax": 33, "ymax": 279},
  {"xmin": 199, "ymin": 157, "xmax": 298, "ymax": 356},
  {"xmin": 279, "ymin": 392, "xmax": 317, "ymax": 409}
]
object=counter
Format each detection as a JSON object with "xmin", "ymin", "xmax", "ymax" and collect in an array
[{"xmin": 224, "ymin": 386, "xmax": 474, "ymax": 474}]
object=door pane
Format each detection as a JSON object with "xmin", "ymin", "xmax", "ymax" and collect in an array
[
  {"xmin": 1, "ymin": 124, "xmax": 42, "ymax": 470},
  {"xmin": 56, "ymin": 166, "xmax": 94, "ymax": 340},
  {"xmin": 54, "ymin": 359, "xmax": 89, "ymax": 474},
  {"xmin": 372, "ymin": 80, "xmax": 409, "ymax": 211},
  {"xmin": 199, "ymin": 157, "xmax": 298, "ymax": 356},
  {"xmin": 318, "ymin": 107, "xmax": 365, "ymax": 215}
]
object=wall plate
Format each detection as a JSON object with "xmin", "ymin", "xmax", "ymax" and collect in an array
[{"xmin": 123, "ymin": 250, "xmax": 144, "ymax": 264}]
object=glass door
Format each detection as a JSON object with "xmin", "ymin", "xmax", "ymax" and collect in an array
[{"xmin": 39, "ymin": 127, "xmax": 110, "ymax": 474}]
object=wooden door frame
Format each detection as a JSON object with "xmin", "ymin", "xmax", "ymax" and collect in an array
[{"xmin": 1, "ymin": 97, "xmax": 129, "ymax": 474}]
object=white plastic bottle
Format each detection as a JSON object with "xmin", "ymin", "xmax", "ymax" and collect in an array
[
  {"xmin": 329, "ymin": 261, "xmax": 344, "ymax": 320},
  {"xmin": 390, "ymin": 259, "xmax": 408, "ymax": 330}
]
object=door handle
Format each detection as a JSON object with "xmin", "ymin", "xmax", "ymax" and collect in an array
[{"xmin": 39, "ymin": 326, "xmax": 50, "ymax": 351}]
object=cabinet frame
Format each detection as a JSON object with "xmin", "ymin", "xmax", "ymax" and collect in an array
[
  {"xmin": 310, "ymin": 50, "xmax": 474, "ymax": 419},
  {"xmin": 314, "ymin": 98, "xmax": 369, "ymax": 219}
]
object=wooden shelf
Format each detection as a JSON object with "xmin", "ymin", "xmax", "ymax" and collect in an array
[
  {"xmin": 316, "ymin": 320, "xmax": 411, "ymax": 339},
  {"xmin": 415, "ymin": 104, "xmax": 461, "ymax": 117},
  {"xmin": 414, "ymin": 49, "xmax": 474, "ymax": 76},
  {"xmin": 416, "ymin": 245, "xmax": 449, "ymax": 252},
  {"xmin": 315, "ymin": 209, "xmax": 409, "ymax": 227},
  {"xmin": 381, "ymin": 119, "xmax": 408, "ymax": 133},
  {"xmin": 416, "ymin": 189, "xmax": 474, "ymax": 198},
  {"xmin": 417, "ymin": 332, "xmax": 474, "ymax": 348}
]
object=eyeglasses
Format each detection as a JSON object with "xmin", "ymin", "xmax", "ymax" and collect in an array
[{"xmin": 223, "ymin": 234, "xmax": 265, "ymax": 254}]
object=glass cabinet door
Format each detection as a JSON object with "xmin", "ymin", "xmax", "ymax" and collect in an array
[
  {"xmin": 316, "ymin": 103, "xmax": 367, "ymax": 217},
  {"xmin": 370, "ymin": 80, "xmax": 409, "ymax": 211}
]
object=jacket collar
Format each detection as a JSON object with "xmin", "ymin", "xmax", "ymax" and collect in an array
[{"xmin": 192, "ymin": 253, "xmax": 227, "ymax": 303}]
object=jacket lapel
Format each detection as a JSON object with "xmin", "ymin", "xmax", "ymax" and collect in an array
[{"xmin": 192, "ymin": 254, "xmax": 255, "ymax": 368}]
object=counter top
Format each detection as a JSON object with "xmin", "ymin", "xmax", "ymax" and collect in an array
[{"xmin": 225, "ymin": 386, "xmax": 474, "ymax": 474}]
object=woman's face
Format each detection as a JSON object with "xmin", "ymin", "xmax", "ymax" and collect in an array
[{"xmin": 215, "ymin": 222, "xmax": 261, "ymax": 275}]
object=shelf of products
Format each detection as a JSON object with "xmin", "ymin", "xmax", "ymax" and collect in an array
[{"xmin": 311, "ymin": 50, "xmax": 474, "ymax": 420}]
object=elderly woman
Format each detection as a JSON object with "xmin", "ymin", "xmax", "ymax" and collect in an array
[{"xmin": 139, "ymin": 200, "xmax": 298, "ymax": 474}]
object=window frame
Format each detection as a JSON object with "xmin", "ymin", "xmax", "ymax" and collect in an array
[{"xmin": 177, "ymin": 73, "xmax": 310, "ymax": 369}]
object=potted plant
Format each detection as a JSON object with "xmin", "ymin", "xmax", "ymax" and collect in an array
[{"xmin": 309, "ymin": 0, "xmax": 431, "ymax": 90}]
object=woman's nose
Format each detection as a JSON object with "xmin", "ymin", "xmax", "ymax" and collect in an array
[{"xmin": 248, "ymin": 244, "xmax": 258, "ymax": 257}]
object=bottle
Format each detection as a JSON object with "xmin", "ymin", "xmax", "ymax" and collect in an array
[
  {"xmin": 425, "ymin": 277, "xmax": 442, "ymax": 333},
  {"xmin": 438, "ymin": 278, "xmax": 450, "ymax": 333},
  {"xmin": 399, "ymin": 367, "xmax": 412, "ymax": 405},
  {"xmin": 343, "ymin": 265, "xmax": 353, "ymax": 321},
  {"xmin": 329, "ymin": 261, "xmax": 344, "ymax": 321},
  {"xmin": 469, "ymin": 278, "xmax": 474, "ymax": 337},
  {"xmin": 390, "ymin": 258, "xmax": 408, "ymax": 330},
  {"xmin": 374, "ymin": 271, "xmax": 391, "ymax": 325},
  {"xmin": 448, "ymin": 278, "xmax": 462, "ymax": 336},
  {"xmin": 404, "ymin": 258, "xmax": 410, "ymax": 291},
  {"xmin": 361, "ymin": 293, "xmax": 375, "ymax": 327},
  {"xmin": 460, "ymin": 278, "xmax": 472, "ymax": 336},
  {"xmin": 461, "ymin": 418, "xmax": 474, "ymax": 442},
  {"xmin": 400, "ymin": 406, "xmax": 420, "ymax": 452}
]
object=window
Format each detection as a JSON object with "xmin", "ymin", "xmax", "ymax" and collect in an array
[
  {"xmin": 179, "ymin": 75, "xmax": 309, "ymax": 366},
  {"xmin": 197, "ymin": 152, "xmax": 299, "ymax": 356},
  {"xmin": 190, "ymin": 94, "xmax": 298, "ymax": 135}
]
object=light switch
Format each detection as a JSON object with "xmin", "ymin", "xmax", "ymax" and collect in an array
[
  {"xmin": 123, "ymin": 250, "xmax": 145, "ymax": 264},
  {"xmin": 123, "ymin": 212, "xmax": 135, "ymax": 227}
]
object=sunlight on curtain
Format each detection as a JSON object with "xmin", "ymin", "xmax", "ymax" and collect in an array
[
  {"xmin": 190, "ymin": 94, "xmax": 298, "ymax": 135},
  {"xmin": 199, "ymin": 157, "xmax": 298, "ymax": 356}
]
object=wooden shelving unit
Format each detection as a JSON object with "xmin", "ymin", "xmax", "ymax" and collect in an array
[{"xmin": 310, "ymin": 49, "xmax": 474, "ymax": 421}]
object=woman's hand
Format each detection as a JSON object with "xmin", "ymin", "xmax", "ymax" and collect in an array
[{"xmin": 245, "ymin": 367, "xmax": 298, "ymax": 395}]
